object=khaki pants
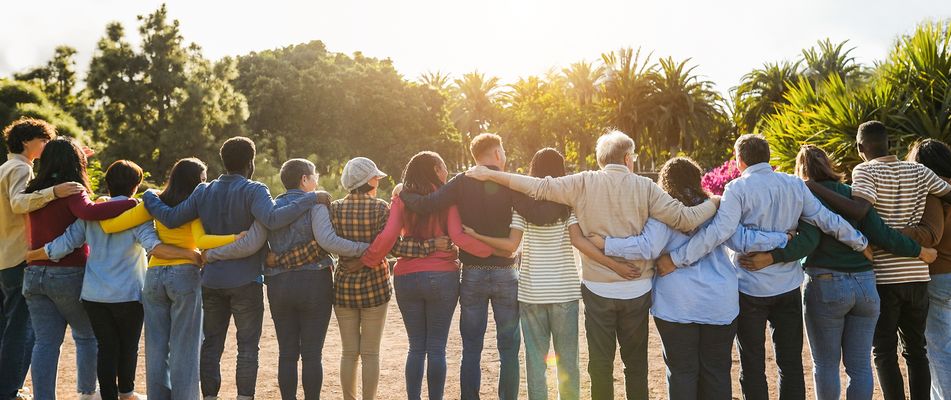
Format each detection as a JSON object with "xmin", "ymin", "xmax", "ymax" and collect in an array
[{"xmin": 335, "ymin": 302, "xmax": 388, "ymax": 400}]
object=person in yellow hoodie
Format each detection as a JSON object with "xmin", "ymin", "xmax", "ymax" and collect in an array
[{"xmin": 99, "ymin": 157, "xmax": 236, "ymax": 400}]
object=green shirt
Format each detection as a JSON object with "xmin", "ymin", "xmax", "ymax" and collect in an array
[{"xmin": 770, "ymin": 181, "xmax": 921, "ymax": 272}]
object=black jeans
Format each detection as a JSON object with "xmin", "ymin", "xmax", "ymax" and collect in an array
[
  {"xmin": 655, "ymin": 317, "xmax": 736, "ymax": 400},
  {"xmin": 266, "ymin": 269, "xmax": 334, "ymax": 400},
  {"xmin": 581, "ymin": 285, "xmax": 650, "ymax": 400},
  {"xmin": 736, "ymin": 288, "xmax": 805, "ymax": 400},
  {"xmin": 0, "ymin": 263, "xmax": 33, "ymax": 400},
  {"xmin": 82, "ymin": 300, "xmax": 144, "ymax": 400},
  {"xmin": 873, "ymin": 282, "xmax": 931, "ymax": 400},
  {"xmin": 200, "ymin": 282, "xmax": 264, "ymax": 398}
]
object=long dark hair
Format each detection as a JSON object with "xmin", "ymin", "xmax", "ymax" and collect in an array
[
  {"xmin": 528, "ymin": 148, "xmax": 571, "ymax": 221},
  {"xmin": 24, "ymin": 138, "xmax": 90, "ymax": 194},
  {"xmin": 159, "ymin": 158, "xmax": 207, "ymax": 207},
  {"xmin": 907, "ymin": 139, "xmax": 951, "ymax": 179},
  {"xmin": 657, "ymin": 157, "xmax": 709, "ymax": 207},
  {"xmin": 795, "ymin": 145, "xmax": 844, "ymax": 182},
  {"xmin": 401, "ymin": 151, "xmax": 448, "ymax": 238}
]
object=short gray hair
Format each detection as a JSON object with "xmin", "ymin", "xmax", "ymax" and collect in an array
[{"xmin": 596, "ymin": 130, "xmax": 635, "ymax": 167}]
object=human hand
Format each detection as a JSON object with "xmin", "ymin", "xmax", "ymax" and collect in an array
[
  {"xmin": 191, "ymin": 250, "xmax": 204, "ymax": 266},
  {"xmin": 266, "ymin": 252, "xmax": 278, "ymax": 268},
  {"xmin": 465, "ymin": 166, "xmax": 492, "ymax": 181},
  {"xmin": 26, "ymin": 248, "xmax": 48, "ymax": 262},
  {"xmin": 656, "ymin": 254, "xmax": 676, "ymax": 276},
  {"xmin": 920, "ymin": 247, "xmax": 938, "ymax": 264},
  {"xmin": 391, "ymin": 183, "xmax": 404, "ymax": 198},
  {"xmin": 434, "ymin": 236, "xmax": 452, "ymax": 251},
  {"xmin": 315, "ymin": 191, "xmax": 333, "ymax": 207},
  {"xmin": 341, "ymin": 258, "xmax": 365, "ymax": 273},
  {"xmin": 587, "ymin": 234, "xmax": 606, "ymax": 250},
  {"xmin": 53, "ymin": 182, "xmax": 85, "ymax": 198},
  {"xmin": 739, "ymin": 252, "xmax": 774, "ymax": 271},
  {"xmin": 607, "ymin": 259, "xmax": 641, "ymax": 280},
  {"xmin": 236, "ymin": 231, "xmax": 248, "ymax": 241},
  {"xmin": 862, "ymin": 246, "xmax": 874, "ymax": 262},
  {"xmin": 709, "ymin": 195, "xmax": 722, "ymax": 208}
]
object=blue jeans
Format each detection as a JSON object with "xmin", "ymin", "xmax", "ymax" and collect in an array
[
  {"xmin": 0, "ymin": 263, "xmax": 33, "ymax": 400},
  {"xmin": 520, "ymin": 301, "xmax": 580, "ymax": 400},
  {"xmin": 200, "ymin": 282, "xmax": 264, "ymax": 398},
  {"xmin": 459, "ymin": 267, "xmax": 520, "ymax": 400},
  {"xmin": 927, "ymin": 273, "xmax": 951, "ymax": 399},
  {"xmin": 143, "ymin": 265, "xmax": 203, "ymax": 400},
  {"xmin": 266, "ymin": 269, "xmax": 334, "ymax": 400},
  {"xmin": 22, "ymin": 266, "xmax": 98, "ymax": 399},
  {"xmin": 804, "ymin": 268, "xmax": 880, "ymax": 400},
  {"xmin": 394, "ymin": 271, "xmax": 460, "ymax": 400}
]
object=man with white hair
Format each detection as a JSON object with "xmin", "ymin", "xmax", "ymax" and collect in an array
[{"xmin": 465, "ymin": 130, "xmax": 719, "ymax": 400}]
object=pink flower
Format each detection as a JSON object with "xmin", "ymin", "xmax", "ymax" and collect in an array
[{"xmin": 701, "ymin": 159, "xmax": 741, "ymax": 196}]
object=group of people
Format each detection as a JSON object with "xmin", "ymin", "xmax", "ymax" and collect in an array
[{"xmin": 0, "ymin": 116, "xmax": 948, "ymax": 400}]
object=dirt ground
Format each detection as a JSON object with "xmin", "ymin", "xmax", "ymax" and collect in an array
[{"xmin": 34, "ymin": 295, "xmax": 903, "ymax": 399}]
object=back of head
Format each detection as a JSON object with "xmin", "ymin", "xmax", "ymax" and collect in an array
[
  {"xmin": 401, "ymin": 151, "xmax": 447, "ymax": 237},
  {"xmin": 734, "ymin": 133, "xmax": 770, "ymax": 166},
  {"xmin": 856, "ymin": 120, "xmax": 889, "ymax": 155},
  {"xmin": 907, "ymin": 139, "xmax": 951, "ymax": 179},
  {"xmin": 160, "ymin": 157, "xmax": 207, "ymax": 207},
  {"xmin": 469, "ymin": 133, "xmax": 502, "ymax": 161},
  {"xmin": 595, "ymin": 130, "xmax": 634, "ymax": 168},
  {"xmin": 25, "ymin": 137, "xmax": 89, "ymax": 194},
  {"xmin": 105, "ymin": 160, "xmax": 144, "ymax": 197},
  {"xmin": 658, "ymin": 157, "xmax": 708, "ymax": 207},
  {"xmin": 794, "ymin": 145, "xmax": 843, "ymax": 182},
  {"xmin": 528, "ymin": 148, "xmax": 571, "ymax": 221},
  {"xmin": 220, "ymin": 136, "xmax": 256, "ymax": 174},
  {"xmin": 280, "ymin": 158, "xmax": 316, "ymax": 190},
  {"xmin": 3, "ymin": 118, "xmax": 56, "ymax": 154}
]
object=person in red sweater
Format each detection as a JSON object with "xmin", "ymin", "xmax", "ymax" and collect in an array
[
  {"xmin": 360, "ymin": 151, "xmax": 495, "ymax": 400},
  {"xmin": 21, "ymin": 138, "xmax": 136, "ymax": 400}
]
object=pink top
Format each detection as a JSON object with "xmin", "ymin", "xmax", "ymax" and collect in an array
[{"xmin": 361, "ymin": 196, "xmax": 494, "ymax": 276}]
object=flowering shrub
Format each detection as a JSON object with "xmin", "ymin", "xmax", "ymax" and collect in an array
[{"xmin": 701, "ymin": 159, "xmax": 741, "ymax": 196}]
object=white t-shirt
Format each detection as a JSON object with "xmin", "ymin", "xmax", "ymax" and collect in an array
[{"xmin": 511, "ymin": 212, "xmax": 582, "ymax": 304}]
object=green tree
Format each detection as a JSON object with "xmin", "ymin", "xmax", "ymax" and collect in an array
[
  {"xmin": 562, "ymin": 60, "xmax": 605, "ymax": 169},
  {"xmin": 801, "ymin": 39, "xmax": 866, "ymax": 88},
  {"xmin": 733, "ymin": 61, "xmax": 801, "ymax": 134},
  {"xmin": 0, "ymin": 79, "xmax": 89, "ymax": 159},
  {"xmin": 86, "ymin": 5, "xmax": 248, "ymax": 176},
  {"xmin": 14, "ymin": 46, "xmax": 79, "ymax": 110},
  {"xmin": 451, "ymin": 72, "xmax": 502, "ymax": 166},
  {"xmin": 599, "ymin": 47, "xmax": 658, "ymax": 169}
]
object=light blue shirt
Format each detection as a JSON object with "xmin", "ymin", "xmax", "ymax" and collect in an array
[
  {"xmin": 606, "ymin": 218, "xmax": 789, "ymax": 324},
  {"xmin": 667, "ymin": 163, "xmax": 868, "ymax": 297},
  {"xmin": 45, "ymin": 196, "xmax": 160, "ymax": 303}
]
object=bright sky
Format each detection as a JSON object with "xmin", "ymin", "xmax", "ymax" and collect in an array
[{"xmin": 2, "ymin": 0, "xmax": 949, "ymax": 95}]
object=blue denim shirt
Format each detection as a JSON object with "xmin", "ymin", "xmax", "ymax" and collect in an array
[
  {"xmin": 668, "ymin": 163, "xmax": 869, "ymax": 297},
  {"xmin": 44, "ymin": 196, "xmax": 160, "ymax": 303},
  {"xmin": 143, "ymin": 174, "xmax": 317, "ymax": 289},
  {"xmin": 606, "ymin": 218, "xmax": 788, "ymax": 324}
]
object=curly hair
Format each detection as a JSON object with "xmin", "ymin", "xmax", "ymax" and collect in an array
[{"xmin": 658, "ymin": 157, "xmax": 709, "ymax": 207}]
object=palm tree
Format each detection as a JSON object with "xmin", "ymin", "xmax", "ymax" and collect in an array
[
  {"xmin": 599, "ymin": 47, "xmax": 659, "ymax": 169},
  {"xmin": 652, "ymin": 57, "xmax": 725, "ymax": 158},
  {"xmin": 733, "ymin": 60, "xmax": 802, "ymax": 133},
  {"xmin": 562, "ymin": 60, "xmax": 605, "ymax": 169},
  {"xmin": 801, "ymin": 39, "xmax": 865, "ymax": 87},
  {"xmin": 452, "ymin": 71, "xmax": 502, "ymax": 165},
  {"xmin": 418, "ymin": 70, "xmax": 452, "ymax": 93}
]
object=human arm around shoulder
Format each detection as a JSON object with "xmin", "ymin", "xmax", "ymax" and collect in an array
[
  {"xmin": 727, "ymin": 224, "xmax": 790, "ymax": 254},
  {"xmin": 399, "ymin": 174, "xmax": 462, "ymax": 215},
  {"xmin": 860, "ymin": 207, "xmax": 924, "ymax": 258},
  {"xmin": 7, "ymin": 164, "xmax": 55, "ymax": 214},
  {"xmin": 100, "ymin": 203, "xmax": 152, "ymax": 234},
  {"xmin": 67, "ymin": 192, "xmax": 137, "ymax": 221},
  {"xmin": 142, "ymin": 188, "xmax": 199, "ymax": 229},
  {"xmin": 647, "ymin": 181, "xmax": 717, "ymax": 232},
  {"xmin": 805, "ymin": 180, "xmax": 871, "ymax": 221},
  {"xmin": 192, "ymin": 220, "xmax": 238, "ymax": 249},
  {"xmin": 313, "ymin": 204, "xmax": 370, "ymax": 258},
  {"xmin": 604, "ymin": 218, "xmax": 674, "ymax": 261},
  {"xmin": 249, "ymin": 184, "xmax": 317, "ymax": 230},
  {"xmin": 467, "ymin": 166, "xmax": 583, "ymax": 207},
  {"xmin": 667, "ymin": 187, "xmax": 743, "ymax": 267},
  {"xmin": 798, "ymin": 180, "xmax": 868, "ymax": 252}
]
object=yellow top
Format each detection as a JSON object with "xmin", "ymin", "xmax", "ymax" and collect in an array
[{"xmin": 100, "ymin": 202, "xmax": 237, "ymax": 267}]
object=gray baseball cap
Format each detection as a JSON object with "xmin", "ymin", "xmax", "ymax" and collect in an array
[{"xmin": 341, "ymin": 157, "xmax": 387, "ymax": 192}]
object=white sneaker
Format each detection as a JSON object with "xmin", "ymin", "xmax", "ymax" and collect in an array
[
  {"xmin": 78, "ymin": 392, "xmax": 101, "ymax": 400},
  {"xmin": 16, "ymin": 387, "xmax": 32, "ymax": 400}
]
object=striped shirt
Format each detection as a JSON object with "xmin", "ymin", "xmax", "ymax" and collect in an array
[
  {"xmin": 510, "ymin": 212, "xmax": 581, "ymax": 304},
  {"xmin": 851, "ymin": 155, "xmax": 951, "ymax": 284}
]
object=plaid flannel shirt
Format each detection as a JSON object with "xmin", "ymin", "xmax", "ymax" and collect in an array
[{"xmin": 329, "ymin": 192, "xmax": 393, "ymax": 308}]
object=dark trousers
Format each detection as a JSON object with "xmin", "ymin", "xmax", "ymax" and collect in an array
[
  {"xmin": 581, "ymin": 285, "xmax": 650, "ymax": 400},
  {"xmin": 82, "ymin": 300, "xmax": 144, "ymax": 400},
  {"xmin": 200, "ymin": 282, "xmax": 264, "ymax": 398},
  {"xmin": 266, "ymin": 270, "xmax": 334, "ymax": 400},
  {"xmin": 736, "ymin": 288, "xmax": 805, "ymax": 400},
  {"xmin": 0, "ymin": 263, "xmax": 33, "ymax": 400},
  {"xmin": 655, "ymin": 317, "xmax": 736, "ymax": 400},
  {"xmin": 873, "ymin": 282, "xmax": 931, "ymax": 400}
]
